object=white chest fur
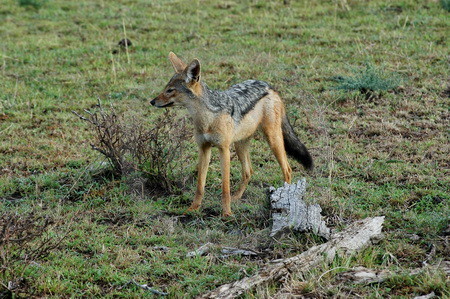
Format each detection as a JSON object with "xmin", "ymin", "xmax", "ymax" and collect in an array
[{"xmin": 196, "ymin": 132, "xmax": 221, "ymax": 145}]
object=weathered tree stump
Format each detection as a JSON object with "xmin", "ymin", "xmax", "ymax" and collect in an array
[{"xmin": 269, "ymin": 179, "xmax": 330, "ymax": 239}]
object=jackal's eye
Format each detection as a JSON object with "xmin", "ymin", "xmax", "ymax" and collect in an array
[{"xmin": 166, "ymin": 88, "xmax": 175, "ymax": 94}]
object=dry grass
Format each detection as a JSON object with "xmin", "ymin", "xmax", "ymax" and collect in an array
[{"xmin": 0, "ymin": 0, "xmax": 448, "ymax": 297}]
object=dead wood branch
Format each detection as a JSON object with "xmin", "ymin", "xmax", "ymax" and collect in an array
[
  {"xmin": 335, "ymin": 260, "xmax": 450, "ymax": 286},
  {"xmin": 414, "ymin": 292, "xmax": 436, "ymax": 299},
  {"xmin": 199, "ymin": 216, "xmax": 385, "ymax": 299},
  {"xmin": 186, "ymin": 243, "xmax": 213, "ymax": 258},
  {"xmin": 120, "ymin": 280, "xmax": 167, "ymax": 296},
  {"xmin": 186, "ymin": 243, "xmax": 261, "ymax": 258}
]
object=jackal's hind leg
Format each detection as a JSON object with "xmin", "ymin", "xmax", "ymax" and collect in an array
[
  {"xmin": 263, "ymin": 125, "xmax": 292, "ymax": 184},
  {"xmin": 232, "ymin": 140, "xmax": 253, "ymax": 201},
  {"xmin": 187, "ymin": 144, "xmax": 212, "ymax": 212}
]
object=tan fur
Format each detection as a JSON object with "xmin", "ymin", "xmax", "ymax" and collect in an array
[
  {"xmin": 153, "ymin": 53, "xmax": 296, "ymax": 217},
  {"xmin": 169, "ymin": 52, "xmax": 187, "ymax": 73},
  {"xmin": 190, "ymin": 90, "xmax": 292, "ymax": 216},
  {"xmin": 189, "ymin": 82, "xmax": 203, "ymax": 97}
]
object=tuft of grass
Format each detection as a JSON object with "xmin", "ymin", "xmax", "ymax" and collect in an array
[
  {"xmin": 441, "ymin": 0, "xmax": 450, "ymax": 12},
  {"xmin": 331, "ymin": 63, "xmax": 402, "ymax": 99},
  {"xmin": 17, "ymin": 0, "xmax": 46, "ymax": 9}
]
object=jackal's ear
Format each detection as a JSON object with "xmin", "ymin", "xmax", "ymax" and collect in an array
[
  {"xmin": 168, "ymin": 52, "xmax": 187, "ymax": 73},
  {"xmin": 184, "ymin": 59, "xmax": 201, "ymax": 83}
]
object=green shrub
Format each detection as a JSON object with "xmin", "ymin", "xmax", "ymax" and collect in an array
[
  {"xmin": 332, "ymin": 63, "xmax": 401, "ymax": 99},
  {"xmin": 18, "ymin": 0, "xmax": 46, "ymax": 9},
  {"xmin": 441, "ymin": 0, "xmax": 450, "ymax": 11}
]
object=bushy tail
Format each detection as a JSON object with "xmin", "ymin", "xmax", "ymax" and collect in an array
[{"xmin": 282, "ymin": 116, "xmax": 314, "ymax": 170}]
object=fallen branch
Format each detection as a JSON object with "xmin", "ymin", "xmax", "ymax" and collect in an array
[
  {"xmin": 335, "ymin": 260, "xmax": 450, "ymax": 285},
  {"xmin": 335, "ymin": 266, "xmax": 391, "ymax": 284},
  {"xmin": 220, "ymin": 247, "xmax": 259, "ymax": 258},
  {"xmin": 186, "ymin": 242, "xmax": 213, "ymax": 257},
  {"xmin": 414, "ymin": 292, "xmax": 436, "ymax": 299},
  {"xmin": 121, "ymin": 280, "xmax": 167, "ymax": 296},
  {"xmin": 186, "ymin": 243, "xmax": 261, "ymax": 258},
  {"xmin": 273, "ymin": 262, "xmax": 449, "ymax": 298},
  {"xmin": 199, "ymin": 216, "xmax": 385, "ymax": 299}
]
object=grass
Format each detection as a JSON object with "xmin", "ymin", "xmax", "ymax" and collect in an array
[
  {"xmin": 1, "ymin": 0, "xmax": 449, "ymax": 297},
  {"xmin": 331, "ymin": 62, "xmax": 402, "ymax": 99},
  {"xmin": 441, "ymin": 0, "xmax": 450, "ymax": 12}
]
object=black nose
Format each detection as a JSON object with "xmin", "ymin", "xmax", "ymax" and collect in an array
[{"xmin": 150, "ymin": 98, "xmax": 156, "ymax": 106}]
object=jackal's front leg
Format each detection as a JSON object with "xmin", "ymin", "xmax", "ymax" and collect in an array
[
  {"xmin": 187, "ymin": 144, "xmax": 211, "ymax": 212},
  {"xmin": 219, "ymin": 145, "xmax": 232, "ymax": 217}
]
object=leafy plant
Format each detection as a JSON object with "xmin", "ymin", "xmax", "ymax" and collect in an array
[
  {"xmin": 332, "ymin": 63, "xmax": 401, "ymax": 99},
  {"xmin": 18, "ymin": 0, "xmax": 46, "ymax": 9},
  {"xmin": 441, "ymin": 0, "xmax": 450, "ymax": 12}
]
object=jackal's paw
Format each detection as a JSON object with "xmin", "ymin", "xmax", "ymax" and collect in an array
[
  {"xmin": 222, "ymin": 211, "xmax": 233, "ymax": 218},
  {"xmin": 185, "ymin": 204, "xmax": 200, "ymax": 213}
]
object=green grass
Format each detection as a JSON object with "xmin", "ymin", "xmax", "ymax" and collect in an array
[
  {"xmin": 1, "ymin": 0, "xmax": 449, "ymax": 297},
  {"xmin": 331, "ymin": 62, "xmax": 402, "ymax": 98},
  {"xmin": 441, "ymin": 0, "xmax": 450, "ymax": 12}
]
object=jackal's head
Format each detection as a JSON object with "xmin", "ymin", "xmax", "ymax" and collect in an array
[{"xmin": 151, "ymin": 52, "xmax": 202, "ymax": 108}]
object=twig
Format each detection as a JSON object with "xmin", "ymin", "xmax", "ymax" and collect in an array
[
  {"xmin": 83, "ymin": 109, "xmax": 94, "ymax": 116},
  {"xmin": 422, "ymin": 243, "xmax": 436, "ymax": 266},
  {"xmin": 317, "ymin": 266, "xmax": 349, "ymax": 282},
  {"xmin": 72, "ymin": 110, "xmax": 90, "ymax": 122},
  {"xmin": 121, "ymin": 280, "xmax": 167, "ymax": 296}
]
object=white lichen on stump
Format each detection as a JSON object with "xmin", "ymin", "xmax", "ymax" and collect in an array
[{"xmin": 269, "ymin": 179, "xmax": 330, "ymax": 239}]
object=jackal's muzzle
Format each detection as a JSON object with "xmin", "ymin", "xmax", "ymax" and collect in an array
[{"xmin": 150, "ymin": 96, "xmax": 174, "ymax": 108}]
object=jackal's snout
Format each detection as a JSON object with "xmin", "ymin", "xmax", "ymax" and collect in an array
[{"xmin": 150, "ymin": 95, "xmax": 175, "ymax": 108}]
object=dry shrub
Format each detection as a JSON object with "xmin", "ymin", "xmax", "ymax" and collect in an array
[
  {"xmin": 0, "ymin": 212, "xmax": 61, "ymax": 297},
  {"xmin": 73, "ymin": 100, "xmax": 193, "ymax": 194}
]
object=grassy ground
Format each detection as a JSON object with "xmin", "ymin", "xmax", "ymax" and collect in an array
[{"xmin": 1, "ymin": 0, "xmax": 449, "ymax": 297}]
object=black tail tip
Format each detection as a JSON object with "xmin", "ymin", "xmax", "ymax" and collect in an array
[{"xmin": 303, "ymin": 156, "xmax": 314, "ymax": 172}]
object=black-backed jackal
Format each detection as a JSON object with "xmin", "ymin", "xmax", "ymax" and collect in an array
[{"xmin": 151, "ymin": 52, "xmax": 313, "ymax": 217}]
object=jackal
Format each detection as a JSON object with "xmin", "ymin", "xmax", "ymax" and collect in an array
[{"xmin": 151, "ymin": 52, "xmax": 313, "ymax": 217}]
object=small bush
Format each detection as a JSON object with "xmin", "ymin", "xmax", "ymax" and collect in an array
[
  {"xmin": 18, "ymin": 0, "xmax": 46, "ymax": 9},
  {"xmin": 73, "ymin": 101, "xmax": 192, "ymax": 194},
  {"xmin": 441, "ymin": 0, "xmax": 450, "ymax": 12},
  {"xmin": 0, "ymin": 212, "xmax": 61, "ymax": 297},
  {"xmin": 332, "ymin": 63, "xmax": 401, "ymax": 99}
]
